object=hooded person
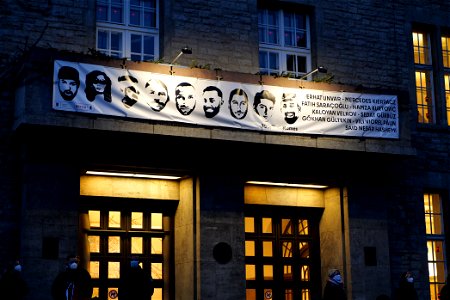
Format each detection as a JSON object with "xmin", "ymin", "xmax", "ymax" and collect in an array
[
  {"xmin": 323, "ymin": 268, "xmax": 347, "ymax": 300},
  {"xmin": 393, "ymin": 271, "xmax": 419, "ymax": 300}
]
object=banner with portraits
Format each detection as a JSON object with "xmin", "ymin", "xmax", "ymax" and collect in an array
[{"xmin": 53, "ymin": 60, "xmax": 399, "ymax": 139}]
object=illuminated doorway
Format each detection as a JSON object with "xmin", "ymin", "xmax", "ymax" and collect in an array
[
  {"xmin": 245, "ymin": 205, "xmax": 322, "ymax": 300},
  {"xmin": 80, "ymin": 198, "xmax": 174, "ymax": 300}
]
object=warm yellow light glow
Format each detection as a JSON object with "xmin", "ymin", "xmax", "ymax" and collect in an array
[
  {"xmin": 85, "ymin": 171, "xmax": 181, "ymax": 180},
  {"xmin": 246, "ymin": 181, "xmax": 328, "ymax": 189}
]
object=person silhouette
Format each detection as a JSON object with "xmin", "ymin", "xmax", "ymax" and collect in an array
[
  {"xmin": 393, "ymin": 271, "xmax": 418, "ymax": 300},
  {"xmin": 51, "ymin": 254, "xmax": 93, "ymax": 300},
  {"xmin": 0, "ymin": 259, "xmax": 29, "ymax": 300},
  {"xmin": 119, "ymin": 256, "xmax": 154, "ymax": 300}
]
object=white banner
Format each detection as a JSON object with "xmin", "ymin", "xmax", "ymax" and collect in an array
[{"xmin": 53, "ymin": 60, "xmax": 399, "ymax": 139}]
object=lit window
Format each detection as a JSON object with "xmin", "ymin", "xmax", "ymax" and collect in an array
[
  {"xmin": 151, "ymin": 237, "xmax": 162, "ymax": 254},
  {"xmin": 151, "ymin": 262, "xmax": 163, "ymax": 279},
  {"xmin": 424, "ymin": 193, "xmax": 447, "ymax": 300},
  {"xmin": 443, "ymin": 35, "xmax": 450, "ymax": 126},
  {"xmin": 415, "ymin": 70, "xmax": 434, "ymax": 123},
  {"xmin": 108, "ymin": 211, "xmax": 121, "ymax": 228},
  {"xmin": 281, "ymin": 219, "xmax": 293, "ymax": 235},
  {"xmin": 89, "ymin": 210, "xmax": 101, "ymax": 227},
  {"xmin": 283, "ymin": 264, "xmax": 293, "ymax": 281},
  {"xmin": 96, "ymin": 0, "xmax": 159, "ymax": 61},
  {"xmin": 246, "ymin": 264, "xmax": 256, "ymax": 280},
  {"xmin": 131, "ymin": 212, "xmax": 143, "ymax": 229},
  {"xmin": 90, "ymin": 261, "xmax": 100, "ymax": 278},
  {"xmin": 131, "ymin": 237, "xmax": 143, "ymax": 254},
  {"xmin": 245, "ymin": 217, "xmax": 255, "ymax": 233},
  {"xmin": 282, "ymin": 242, "xmax": 292, "ymax": 258},
  {"xmin": 108, "ymin": 236, "xmax": 120, "ymax": 253},
  {"xmin": 299, "ymin": 219, "xmax": 309, "ymax": 235},
  {"xmin": 413, "ymin": 30, "xmax": 435, "ymax": 124},
  {"xmin": 108, "ymin": 261, "xmax": 120, "ymax": 279},
  {"xmin": 262, "ymin": 241, "xmax": 273, "ymax": 257},
  {"xmin": 300, "ymin": 265, "xmax": 310, "ymax": 281},
  {"xmin": 258, "ymin": 8, "xmax": 311, "ymax": 78},
  {"xmin": 263, "ymin": 265, "xmax": 273, "ymax": 280},
  {"xmin": 88, "ymin": 235, "xmax": 100, "ymax": 253},
  {"xmin": 262, "ymin": 218, "xmax": 272, "ymax": 233},
  {"xmin": 445, "ymin": 74, "xmax": 450, "ymax": 125},
  {"xmin": 413, "ymin": 31, "xmax": 431, "ymax": 65},
  {"xmin": 245, "ymin": 240, "xmax": 255, "ymax": 257},
  {"xmin": 151, "ymin": 213, "xmax": 163, "ymax": 230}
]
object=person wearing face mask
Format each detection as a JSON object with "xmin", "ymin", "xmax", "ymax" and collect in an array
[
  {"xmin": 0, "ymin": 259, "xmax": 29, "ymax": 300},
  {"xmin": 393, "ymin": 271, "xmax": 419, "ymax": 300},
  {"xmin": 323, "ymin": 268, "xmax": 347, "ymax": 300},
  {"xmin": 119, "ymin": 256, "xmax": 154, "ymax": 300},
  {"xmin": 51, "ymin": 255, "xmax": 93, "ymax": 300}
]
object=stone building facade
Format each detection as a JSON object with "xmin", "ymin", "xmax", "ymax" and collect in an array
[{"xmin": 0, "ymin": 1, "xmax": 449, "ymax": 300}]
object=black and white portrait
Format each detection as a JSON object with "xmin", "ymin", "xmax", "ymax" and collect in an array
[
  {"xmin": 85, "ymin": 70, "xmax": 112, "ymax": 103},
  {"xmin": 280, "ymin": 93, "xmax": 300, "ymax": 124},
  {"xmin": 144, "ymin": 78, "xmax": 170, "ymax": 112},
  {"xmin": 175, "ymin": 82, "xmax": 196, "ymax": 116},
  {"xmin": 228, "ymin": 88, "xmax": 249, "ymax": 120},
  {"xmin": 202, "ymin": 86, "xmax": 223, "ymax": 118},
  {"xmin": 57, "ymin": 66, "xmax": 80, "ymax": 101},
  {"xmin": 253, "ymin": 90, "xmax": 276, "ymax": 122},
  {"xmin": 118, "ymin": 75, "xmax": 140, "ymax": 108}
]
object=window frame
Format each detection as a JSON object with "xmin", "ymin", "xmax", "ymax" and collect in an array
[
  {"xmin": 442, "ymin": 33, "xmax": 450, "ymax": 126},
  {"xmin": 96, "ymin": 0, "xmax": 160, "ymax": 61},
  {"xmin": 412, "ymin": 25, "xmax": 450, "ymax": 126},
  {"xmin": 424, "ymin": 192, "xmax": 447, "ymax": 300},
  {"xmin": 258, "ymin": 6, "xmax": 313, "ymax": 79},
  {"xmin": 413, "ymin": 29, "xmax": 436, "ymax": 124}
]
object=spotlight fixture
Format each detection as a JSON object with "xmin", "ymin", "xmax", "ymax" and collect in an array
[
  {"xmin": 170, "ymin": 46, "xmax": 193, "ymax": 65},
  {"xmin": 298, "ymin": 66, "xmax": 327, "ymax": 81}
]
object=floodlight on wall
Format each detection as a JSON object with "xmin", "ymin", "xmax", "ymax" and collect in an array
[
  {"xmin": 170, "ymin": 46, "xmax": 193, "ymax": 75},
  {"xmin": 170, "ymin": 46, "xmax": 193, "ymax": 65},
  {"xmin": 298, "ymin": 66, "xmax": 328, "ymax": 81}
]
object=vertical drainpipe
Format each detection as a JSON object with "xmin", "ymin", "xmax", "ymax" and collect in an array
[
  {"xmin": 193, "ymin": 176, "xmax": 198, "ymax": 299},
  {"xmin": 340, "ymin": 186, "xmax": 348, "ymax": 290}
]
